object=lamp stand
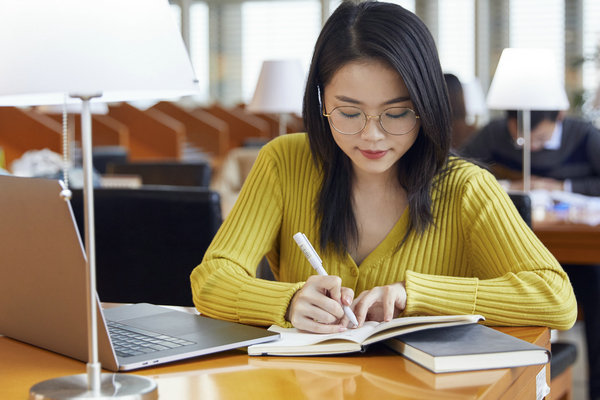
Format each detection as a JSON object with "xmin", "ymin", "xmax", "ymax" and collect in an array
[
  {"xmin": 517, "ymin": 109, "xmax": 532, "ymax": 192},
  {"xmin": 278, "ymin": 113, "xmax": 289, "ymax": 136},
  {"xmin": 29, "ymin": 95, "xmax": 158, "ymax": 400}
]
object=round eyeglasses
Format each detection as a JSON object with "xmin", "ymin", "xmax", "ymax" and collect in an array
[{"xmin": 323, "ymin": 106, "xmax": 419, "ymax": 136}]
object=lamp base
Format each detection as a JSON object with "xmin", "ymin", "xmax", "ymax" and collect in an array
[{"xmin": 29, "ymin": 373, "xmax": 158, "ymax": 400}]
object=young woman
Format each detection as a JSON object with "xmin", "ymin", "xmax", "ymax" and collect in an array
[{"xmin": 190, "ymin": 1, "xmax": 576, "ymax": 334}]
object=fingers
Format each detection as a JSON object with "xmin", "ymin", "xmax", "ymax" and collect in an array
[
  {"xmin": 351, "ymin": 282, "xmax": 407, "ymax": 325},
  {"xmin": 340, "ymin": 287, "xmax": 354, "ymax": 307},
  {"xmin": 395, "ymin": 281, "xmax": 407, "ymax": 311},
  {"xmin": 383, "ymin": 288, "xmax": 396, "ymax": 322},
  {"xmin": 292, "ymin": 315, "xmax": 347, "ymax": 334},
  {"xmin": 383, "ymin": 283, "xmax": 406, "ymax": 321},
  {"xmin": 306, "ymin": 275, "xmax": 346, "ymax": 318},
  {"xmin": 324, "ymin": 275, "xmax": 343, "ymax": 303},
  {"xmin": 287, "ymin": 275, "xmax": 350, "ymax": 333},
  {"xmin": 352, "ymin": 290, "xmax": 376, "ymax": 326}
]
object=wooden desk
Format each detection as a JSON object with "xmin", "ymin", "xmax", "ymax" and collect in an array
[
  {"xmin": 533, "ymin": 219, "xmax": 600, "ymax": 265},
  {"xmin": 0, "ymin": 326, "xmax": 550, "ymax": 400}
]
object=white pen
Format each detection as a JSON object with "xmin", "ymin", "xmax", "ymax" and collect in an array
[{"xmin": 293, "ymin": 232, "xmax": 359, "ymax": 328}]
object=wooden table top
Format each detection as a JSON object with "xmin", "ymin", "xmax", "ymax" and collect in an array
[
  {"xmin": 0, "ymin": 326, "xmax": 550, "ymax": 400},
  {"xmin": 533, "ymin": 217, "xmax": 600, "ymax": 265}
]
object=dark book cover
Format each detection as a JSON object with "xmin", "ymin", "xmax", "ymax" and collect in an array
[{"xmin": 386, "ymin": 323, "xmax": 550, "ymax": 373}]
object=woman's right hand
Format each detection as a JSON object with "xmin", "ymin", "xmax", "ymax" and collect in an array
[{"xmin": 287, "ymin": 275, "xmax": 354, "ymax": 333}]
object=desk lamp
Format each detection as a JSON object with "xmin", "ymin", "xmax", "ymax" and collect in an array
[
  {"xmin": 0, "ymin": 1, "xmax": 198, "ymax": 399},
  {"xmin": 247, "ymin": 59, "xmax": 305, "ymax": 135},
  {"xmin": 486, "ymin": 48, "xmax": 569, "ymax": 192}
]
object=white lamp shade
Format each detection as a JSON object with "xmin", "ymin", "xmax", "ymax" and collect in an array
[
  {"xmin": 487, "ymin": 48, "xmax": 569, "ymax": 111},
  {"xmin": 0, "ymin": 0, "xmax": 199, "ymax": 106},
  {"xmin": 247, "ymin": 59, "xmax": 305, "ymax": 115}
]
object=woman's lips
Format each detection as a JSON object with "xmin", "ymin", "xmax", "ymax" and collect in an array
[{"xmin": 359, "ymin": 149, "xmax": 388, "ymax": 159}]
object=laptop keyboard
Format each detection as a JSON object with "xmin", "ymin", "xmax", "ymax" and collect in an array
[{"xmin": 107, "ymin": 320, "xmax": 196, "ymax": 358}]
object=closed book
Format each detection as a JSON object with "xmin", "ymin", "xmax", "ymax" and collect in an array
[
  {"xmin": 385, "ymin": 323, "xmax": 550, "ymax": 373},
  {"xmin": 247, "ymin": 314, "xmax": 483, "ymax": 356}
]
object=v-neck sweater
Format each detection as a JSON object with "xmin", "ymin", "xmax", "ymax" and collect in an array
[{"xmin": 190, "ymin": 133, "xmax": 576, "ymax": 330}]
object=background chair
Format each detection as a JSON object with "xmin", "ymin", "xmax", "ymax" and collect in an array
[
  {"xmin": 106, "ymin": 160, "xmax": 211, "ymax": 187},
  {"xmin": 70, "ymin": 186, "xmax": 222, "ymax": 306},
  {"xmin": 507, "ymin": 192, "xmax": 532, "ymax": 227}
]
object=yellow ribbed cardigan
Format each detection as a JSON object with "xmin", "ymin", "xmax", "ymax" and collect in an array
[{"xmin": 190, "ymin": 133, "xmax": 577, "ymax": 330}]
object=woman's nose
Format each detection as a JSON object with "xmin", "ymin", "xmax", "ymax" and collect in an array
[{"xmin": 360, "ymin": 116, "xmax": 386, "ymax": 140}]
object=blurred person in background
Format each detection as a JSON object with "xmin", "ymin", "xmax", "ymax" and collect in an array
[
  {"xmin": 444, "ymin": 73, "xmax": 477, "ymax": 151},
  {"xmin": 463, "ymin": 108, "xmax": 600, "ymax": 400},
  {"xmin": 462, "ymin": 109, "xmax": 600, "ymax": 196}
]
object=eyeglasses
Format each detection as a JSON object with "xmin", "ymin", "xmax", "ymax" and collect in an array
[{"xmin": 323, "ymin": 106, "xmax": 419, "ymax": 136}]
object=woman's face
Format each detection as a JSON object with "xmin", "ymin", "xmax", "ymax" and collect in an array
[{"xmin": 323, "ymin": 60, "xmax": 420, "ymax": 179}]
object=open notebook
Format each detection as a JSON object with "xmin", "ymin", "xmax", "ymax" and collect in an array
[
  {"xmin": 248, "ymin": 314, "xmax": 484, "ymax": 356},
  {"xmin": 0, "ymin": 175, "xmax": 278, "ymax": 371}
]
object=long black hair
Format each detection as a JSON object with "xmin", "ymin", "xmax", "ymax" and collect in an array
[{"xmin": 302, "ymin": 1, "xmax": 452, "ymax": 254}]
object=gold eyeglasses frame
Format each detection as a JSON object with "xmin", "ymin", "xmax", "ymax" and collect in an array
[{"xmin": 322, "ymin": 105, "xmax": 420, "ymax": 136}]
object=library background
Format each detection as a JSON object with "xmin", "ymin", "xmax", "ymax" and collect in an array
[
  {"xmin": 1, "ymin": 1, "xmax": 599, "ymax": 400},
  {"xmin": 168, "ymin": 0, "xmax": 600, "ymax": 127}
]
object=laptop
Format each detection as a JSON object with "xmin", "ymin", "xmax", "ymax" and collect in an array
[{"xmin": 0, "ymin": 175, "xmax": 279, "ymax": 371}]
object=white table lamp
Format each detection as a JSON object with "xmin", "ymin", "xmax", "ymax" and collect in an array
[
  {"xmin": 486, "ymin": 48, "xmax": 569, "ymax": 192},
  {"xmin": 247, "ymin": 59, "xmax": 305, "ymax": 135},
  {"xmin": 0, "ymin": 1, "xmax": 199, "ymax": 399}
]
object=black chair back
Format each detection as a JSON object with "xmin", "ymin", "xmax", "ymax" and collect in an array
[
  {"xmin": 70, "ymin": 186, "xmax": 221, "ymax": 306},
  {"xmin": 508, "ymin": 192, "xmax": 532, "ymax": 227},
  {"xmin": 106, "ymin": 160, "xmax": 211, "ymax": 187}
]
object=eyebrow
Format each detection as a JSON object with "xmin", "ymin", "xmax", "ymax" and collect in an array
[{"xmin": 334, "ymin": 95, "xmax": 412, "ymax": 106}]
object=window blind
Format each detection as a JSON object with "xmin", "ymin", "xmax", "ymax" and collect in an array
[
  {"xmin": 583, "ymin": 0, "xmax": 600, "ymax": 97},
  {"xmin": 189, "ymin": 2, "xmax": 209, "ymax": 102},
  {"xmin": 241, "ymin": 1, "xmax": 321, "ymax": 102},
  {"xmin": 438, "ymin": 0, "xmax": 475, "ymax": 81},
  {"xmin": 509, "ymin": 0, "xmax": 565, "ymax": 84}
]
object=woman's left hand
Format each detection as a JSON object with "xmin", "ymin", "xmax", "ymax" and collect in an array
[{"xmin": 351, "ymin": 282, "xmax": 406, "ymax": 326}]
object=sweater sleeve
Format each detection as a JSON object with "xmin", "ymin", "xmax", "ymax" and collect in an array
[
  {"xmin": 404, "ymin": 170, "xmax": 577, "ymax": 330},
  {"xmin": 190, "ymin": 144, "xmax": 303, "ymax": 327}
]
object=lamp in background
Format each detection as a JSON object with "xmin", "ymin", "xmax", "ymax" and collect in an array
[
  {"xmin": 486, "ymin": 48, "xmax": 569, "ymax": 192},
  {"xmin": 462, "ymin": 78, "xmax": 488, "ymax": 126},
  {"xmin": 247, "ymin": 59, "xmax": 305, "ymax": 135},
  {"xmin": 0, "ymin": 1, "xmax": 198, "ymax": 399}
]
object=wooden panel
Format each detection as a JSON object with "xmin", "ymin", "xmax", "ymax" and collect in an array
[
  {"xmin": 45, "ymin": 113, "xmax": 129, "ymax": 148},
  {"xmin": 238, "ymin": 103, "xmax": 305, "ymax": 138},
  {"xmin": 107, "ymin": 103, "xmax": 184, "ymax": 161},
  {"xmin": 151, "ymin": 101, "xmax": 229, "ymax": 160},
  {"xmin": 533, "ymin": 221, "xmax": 600, "ymax": 265},
  {"xmin": 246, "ymin": 112, "xmax": 281, "ymax": 138},
  {"xmin": 0, "ymin": 107, "xmax": 62, "ymax": 167},
  {"xmin": 287, "ymin": 113, "xmax": 305, "ymax": 133},
  {"xmin": 81, "ymin": 114, "xmax": 129, "ymax": 148},
  {"xmin": 202, "ymin": 104, "xmax": 270, "ymax": 150}
]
